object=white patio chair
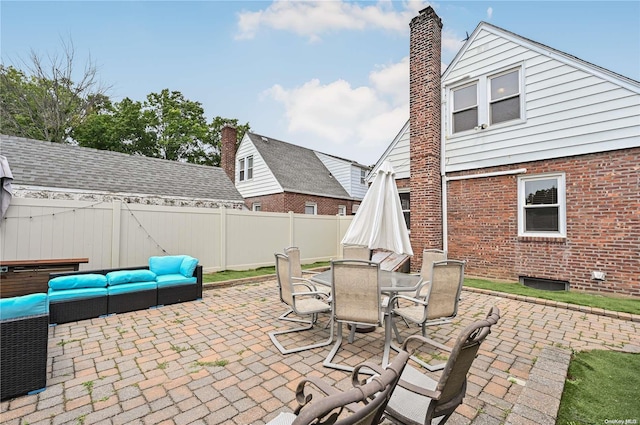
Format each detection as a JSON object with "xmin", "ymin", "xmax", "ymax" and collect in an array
[
  {"xmin": 323, "ymin": 259, "xmax": 383, "ymax": 372},
  {"xmin": 269, "ymin": 253, "xmax": 333, "ymax": 355}
]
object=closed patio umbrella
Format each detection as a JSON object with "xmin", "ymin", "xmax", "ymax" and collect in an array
[{"xmin": 342, "ymin": 161, "xmax": 413, "ymax": 256}]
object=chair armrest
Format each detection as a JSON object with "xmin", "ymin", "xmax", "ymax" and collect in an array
[
  {"xmin": 292, "ymin": 276, "xmax": 325, "ymax": 293},
  {"xmin": 293, "ymin": 376, "xmax": 340, "ymax": 413},
  {"xmin": 389, "ymin": 294, "xmax": 428, "ymax": 308},
  {"xmin": 301, "ymin": 270, "xmax": 320, "ymax": 276},
  {"xmin": 352, "ymin": 362, "xmax": 385, "ymax": 387},
  {"xmin": 397, "ymin": 378, "xmax": 442, "ymax": 400},
  {"xmin": 402, "ymin": 334, "xmax": 452, "ymax": 354}
]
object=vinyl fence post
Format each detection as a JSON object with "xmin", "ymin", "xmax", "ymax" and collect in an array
[
  {"xmin": 111, "ymin": 200, "xmax": 121, "ymax": 268},
  {"xmin": 220, "ymin": 207, "xmax": 227, "ymax": 271}
]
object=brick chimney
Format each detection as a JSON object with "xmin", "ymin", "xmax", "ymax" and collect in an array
[
  {"xmin": 221, "ymin": 124, "xmax": 237, "ymax": 183},
  {"xmin": 409, "ymin": 7, "xmax": 443, "ymax": 271}
]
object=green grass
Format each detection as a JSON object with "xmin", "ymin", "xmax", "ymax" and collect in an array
[
  {"xmin": 557, "ymin": 350, "xmax": 640, "ymax": 425},
  {"xmin": 464, "ymin": 278, "xmax": 640, "ymax": 315},
  {"xmin": 203, "ymin": 262, "xmax": 329, "ymax": 283}
]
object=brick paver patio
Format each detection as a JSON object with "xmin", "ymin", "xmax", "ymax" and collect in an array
[{"xmin": 1, "ymin": 280, "xmax": 639, "ymax": 425}]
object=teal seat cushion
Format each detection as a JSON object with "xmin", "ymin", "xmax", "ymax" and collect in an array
[
  {"xmin": 156, "ymin": 274, "xmax": 197, "ymax": 288},
  {"xmin": 0, "ymin": 293, "xmax": 49, "ymax": 320},
  {"xmin": 107, "ymin": 281, "xmax": 157, "ymax": 295},
  {"xmin": 48, "ymin": 287, "xmax": 108, "ymax": 302},
  {"xmin": 106, "ymin": 269, "xmax": 157, "ymax": 286},
  {"xmin": 179, "ymin": 256, "xmax": 199, "ymax": 278},
  {"xmin": 49, "ymin": 274, "xmax": 107, "ymax": 290},
  {"xmin": 149, "ymin": 255, "xmax": 186, "ymax": 276}
]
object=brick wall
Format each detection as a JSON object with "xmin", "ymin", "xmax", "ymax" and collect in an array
[
  {"xmin": 409, "ymin": 7, "xmax": 444, "ymax": 272},
  {"xmin": 221, "ymin": 125, "xmax": 237, "ymax": 183},
  {"xmin": 446, "ymin": 148, "xmax": 640, "ymax": 296},
  {"xmin": 244, "ymin": 192, "xmax": 356, "ymax": 216}
]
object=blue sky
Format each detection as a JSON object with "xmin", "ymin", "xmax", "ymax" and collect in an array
[{"xmin": 2, "ymin": 1, "xmax": 639, "ymax": 166}]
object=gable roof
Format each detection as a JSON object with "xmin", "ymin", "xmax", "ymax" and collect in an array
[
  {"xmin": 246, "ymin": 132, "xmax": 352, "ymax": 199},
  {"xmin": 0, "ymin": 135, "xmax": 244, "ymax": 202},
  {"xmin": 443, "ymin": 21, "xmax": 640, "ymax": 93}
]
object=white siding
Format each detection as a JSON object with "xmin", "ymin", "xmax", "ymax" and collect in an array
[
  {"xmin": 235, "ymin": 136, "xmax": 283, "ymax": 198},
  {"xmin": 369, "ymin": 120, "xmax": 410, "ymax": 181},
  {"xmin": 315, "ymin": 152, "xmax": 369, "ymax": 199},
  {"xmin": 443, "ymin": 27, "xmax": 640, "ymax": 173}
]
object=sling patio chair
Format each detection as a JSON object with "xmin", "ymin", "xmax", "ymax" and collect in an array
[
  {"xmin": 269, "ymin": 252, "xmax": 333, "ymax": 355},
  {"xmin": 323, "ymin": 259, "xmax": 383, "ymax": 373},
  {"xmin": 342, "ymin": 245, "xmax": 372, "ymax": 261},
  {"xmin": 416, "ymin": 249, "xmax": 447, "ymax": 294},
  {"xmin": 265, "ymin": 347, "xmax": 411, "ymax": 425},
  {"xmin": 389, "ymin": 260, "xmax": 465, "ymax": 344},
  {"xmin": 285, "ymin": 246, "xmax": 330, "ymax": 297},
  {"xmin": 384, "ymin": 306, "xmax": 501, "ymax": 425}
]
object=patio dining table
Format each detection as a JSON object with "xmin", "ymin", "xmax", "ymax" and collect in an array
[{"xmin": 310, "ymin": 269, "xmax": 423, "ymax": 367}]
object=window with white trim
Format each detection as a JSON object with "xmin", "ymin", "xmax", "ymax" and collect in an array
[
  {"xmin": 360, "ymin": 169, "xmax": 366, "ymax": 184},
  {"xmin": 518, "ymin": 173, "xmax": 566, "ymax": 237},
  {"xmin": 238, "ymin": 155, "xmax": 253, "ymax": 181},
  {"xmin": 338, "ymin": 205, "xmax": 346, "ymax": 216},
  {"xmin": 399, "ymin": 192, "xmax": 410, "ymax": 230},
  {"xmin": 252, "ymin": 203, "xmax": 261, "ymax": 212},
  {"xmin": 449, "ymin": 66, "xmax": 523, "ymax": 135},
  {"xmin": 305, "ymin": 203, "xmax": 317, "ymax": 215}
]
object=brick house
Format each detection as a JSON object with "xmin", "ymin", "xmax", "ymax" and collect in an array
[
  {"xmin": 221, "ymin": 126, "xmax": 370, "ymax": 215},
  {"xmin": 372, "ymin": 7, "xmax": 640, "ymax": 295}
]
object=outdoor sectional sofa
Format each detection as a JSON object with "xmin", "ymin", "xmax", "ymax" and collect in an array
[
  {"xmin": 0, "ymin": 293, "xmax": 49, "ymax": 400},
  {"xmin": 47, "ymin": 255, "xmax": 203, "ymax": 324}
]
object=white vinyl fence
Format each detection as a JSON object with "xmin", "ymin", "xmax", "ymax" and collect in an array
[{"xmin": 0, "ymin": 198, "xmax": 354, "ymax": 272}]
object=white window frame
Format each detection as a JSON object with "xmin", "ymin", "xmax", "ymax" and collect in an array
[
  {"xmin": 448, "ymin": 64, "xmax": 525, "ymax": 137},
  {"xmin": 360, "ymin": 169, "xmax": 366, "ymax": 185},
  {"xmin": 338, "ymin": 205, "xmax": 346, "ymax": 216},
  {"xmin": 304, "ymin": 202, "xmax": 317, "ymax": 215},
  {"xmin": 252, "ymin": 202, "xmax": 261, "ymax": 212},
  {"xmin": 398, "ymin": 190, "xmax": 410, "ymax": 231},
  {"xmin": 517, "ymin": 173, "xmax": 566, "ymax": 238},
  {"xmin": 238, "ymin": 155, "xmax": 253, "ymax": 182}
]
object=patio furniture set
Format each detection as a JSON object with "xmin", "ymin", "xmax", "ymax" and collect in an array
[
  {"xmin": 0, "ymin": 254, "xmax": 202, "ymax": 401},
  {"xmin": 267, "ymin": 246, "xmax": 500, "ymax": 424}
]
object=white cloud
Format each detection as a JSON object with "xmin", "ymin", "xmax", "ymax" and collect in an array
[
  {"xmin": 262, "ymin": 56, "xmax": 411, "ymax": 164},
  {"xmin": 487, "ymin": 7, "xmax": 493, "ymax": 20},
  {"xmin": 236, "ymin": 0, "xmax": 430, "ymax": 41}
]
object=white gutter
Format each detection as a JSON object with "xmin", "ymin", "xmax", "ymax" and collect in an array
[{"xmin": 441, "ymin": 167, "xmax": 527, "ymax": 253}]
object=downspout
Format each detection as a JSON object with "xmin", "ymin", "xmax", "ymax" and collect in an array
[{"xmin": 442, "ymin": 167, "xmax": 528, "ymax": 253}]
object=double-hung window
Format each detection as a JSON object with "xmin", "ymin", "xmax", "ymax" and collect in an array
[
  {"xmin": 399, "ymin": 192, "xmax": 410, "ymax": 230},
  {"xmin": 305, "ymin": 203, "xmax": 317, "ymax": 215},
  {"xmin": 452, "ymin": 83, "xmax": 478, "ymax": 133},
  {"xmin": 449, "ymin": 66, "xmax": 523, "ymax": 135},
  {"xmin": 518, "ymin": 173, "xmax": 566, "ymax": 237},
  {"xmin": 238, "ymin": 155, "xmax": 253, "ymax": 182},
  {"xmin": 489, "ymin": 69, "xmax": 521, "ymax": 125}
]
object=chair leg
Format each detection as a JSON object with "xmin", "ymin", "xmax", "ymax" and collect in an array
[
  {"xmin": 390, "ymin": 314, "xmax": 405, "ymax": 344},
  {"xmin": 323, "ymin": 324, "xmax": 377, "ymax": 374},
  {"xmin": 269, "ymin": 312, "xmax": 334, "ymax": 355}
]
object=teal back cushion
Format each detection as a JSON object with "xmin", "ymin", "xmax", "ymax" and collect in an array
[
  {"xmin": 106, "ymin": 269, "xmax": 157, "ymax": 285},
  {"xmin": 49, "ymin": 274, "xmax": 108, "ymax": 290},
  {"xmin": 149, "ymin": 255, "xmax": 185, "ymax": 275},
  {"xmin": 179, "ymin": 256, "xmax": 199, "ymax": 277}
]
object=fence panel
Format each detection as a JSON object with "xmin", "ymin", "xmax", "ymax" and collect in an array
[{"xmin": 1, "ymin": 198, "xmax": 354, "ymax": 272}]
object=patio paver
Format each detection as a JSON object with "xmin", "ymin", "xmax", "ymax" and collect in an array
[{"xmin": 1, "ymin": 280, "xmax": 638, "ymax": 425}]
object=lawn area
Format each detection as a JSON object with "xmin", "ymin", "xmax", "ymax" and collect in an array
[
  {"xmin": 557, "ymin": 350, "xmax": 640, "ymax": 425},
  {"xmin": 464, "ymin": 278, "xmax": 640, "ymax": 315},
  {"xmin": 202, "ymin": 262, "xmax": 329, "ymax": 283}
]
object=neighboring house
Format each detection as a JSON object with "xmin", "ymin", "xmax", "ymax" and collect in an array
[
  {"xmin": 221, "ymin": 126, "xmax": 370, "ymax": 215},
  {"xmin": 0, "ymin": 135, "xmax": 245, "ymax": 209},
  {"xmin": 373, "ymin": 7, "xmax": 640, "ymax": 295}
]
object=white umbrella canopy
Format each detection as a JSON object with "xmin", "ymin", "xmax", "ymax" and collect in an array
[{"xmin": 341, "ymin": 161, "xmax": 413, "ymax": 256}]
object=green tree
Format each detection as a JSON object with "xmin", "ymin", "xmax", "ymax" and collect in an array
[
  {"xmin": 73, "ymin": 89, "xmax": 250, "ymax": 166},
  {"xmin": 0, "ymin": 41, "xmax": 109, "ymax": 143}
]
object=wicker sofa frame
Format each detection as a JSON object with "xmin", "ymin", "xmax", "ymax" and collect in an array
[
  {"xmin": 1, "ymin": 312, "xmax": 49, "ymax": 400},
  {"xmin": 48, "ymin": 265, "xmax": 203, "ymax": 324}
]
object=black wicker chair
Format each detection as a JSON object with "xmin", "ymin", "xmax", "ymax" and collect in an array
[{"xmin": 1, "ymin": 293, "xmax": 49, "ymax": 400}]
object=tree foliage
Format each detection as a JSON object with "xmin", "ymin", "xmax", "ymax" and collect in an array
[
  {"xmin": 2, "ymin": 41, "xmax": 249, "ymax": 167},
  {"xmin": 0, "ymin": 41, "xmax": 109, "ymax": 143}
]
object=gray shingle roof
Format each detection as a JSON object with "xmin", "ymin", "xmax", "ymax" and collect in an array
[
  {"xmin": 247, "ymin": 133, "xmax": 351, "ymax": 199},
  {"xmin": 0, "ymin": 135, "xmax": 244, "ymax": 202}
]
